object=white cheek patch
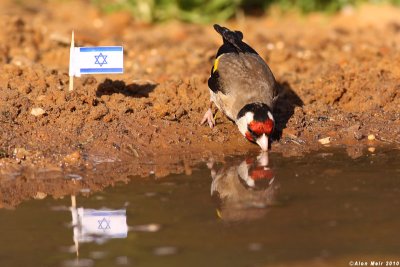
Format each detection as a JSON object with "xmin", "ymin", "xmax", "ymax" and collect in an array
[
  {"xmin": 245, "ymin": 112, "xmax": 254, "ymax": 124},
  {"xmin": 237, "ymin": 162, "xmax": 255, "ymax": 188},
  {"xmin": 236, "ymin": 116, "xmax": 247, "ymax": 136},
  {"xmin": 237, "ymin": 112, "xmax": 254, "ymax": 137}
]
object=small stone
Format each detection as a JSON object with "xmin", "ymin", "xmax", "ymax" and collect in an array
[
  {"xmin": 30, "ymin": 107, "xmax": 45, "ymax": 116},
  {"xmin": 64, "ymin": 151, "xmax": 81, "ymax": 164},
  {"xmin": 266, "ymin": 43, "xmax": 275, "ymax": 50},
  {"xmin": 368, "ymin": 134, "xmax": 375, "ymax": 141},
  {"xmin": 34, "ymin": 192, "xmax": 47, "ymax": 199},
  {"xmin": 318, "ymin": 137, "xmax": 331, "ymax": 145},
  {"xmin": 354, "ymin": 131, "xmax": 363, "ymax": 140},
  {"xmin": 13, "ymin": 147, "xmax": 30, "ymax": 159},
  {"xmin": 368, "ymin": 147, "xmax": 376, "ymax": 153},
  {"xmin": 65, "ymin": 173, "xmax": 83, "ymax": 180},
  {"xmin": 124, "ymin": 144, "xmax": 139, "ymax": 158}
]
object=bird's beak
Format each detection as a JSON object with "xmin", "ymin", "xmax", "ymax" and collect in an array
[
  {"xmin": 258, "ymin": 151, "xmax": 269, "ymax": 166},
  {"xmin": 256, "ymin": 134, "xmax": 269, "ymax": 152}
]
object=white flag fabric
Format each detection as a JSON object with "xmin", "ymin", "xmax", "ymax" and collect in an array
[
  {"xmin": 71, "ymin": 208, "xmax": 128, "ymax": 243},
  {"xmin": 69, "ymin": 46, "xmax": 124, "ymax": 77}
]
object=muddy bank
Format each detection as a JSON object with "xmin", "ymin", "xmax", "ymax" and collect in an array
[{"xmin": 0, "ymin": 1, "xmax": 399, "ymax": 207}]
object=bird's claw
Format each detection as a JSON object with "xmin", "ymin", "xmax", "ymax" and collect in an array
[{"xmin": 201, "ymin": 108, "xmax": 215, "ymax": 128}]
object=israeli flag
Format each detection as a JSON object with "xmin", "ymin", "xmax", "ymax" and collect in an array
[
  {"xmin": 71, "ymin": 208, "xmax": 128, "ymax": 243},
  {"xmin": 69, "ymin": 46, "xmax": 124, "ymax": 77}
]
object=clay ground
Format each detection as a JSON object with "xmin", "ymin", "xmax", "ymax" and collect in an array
[{"xmin": 0, "ymin": 0, "xmax": 399, "ymax": 207}]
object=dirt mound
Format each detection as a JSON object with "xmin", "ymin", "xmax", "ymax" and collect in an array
[{"xmin": 0, "ymin": 1, "xmax": 399, "ymax": 207}]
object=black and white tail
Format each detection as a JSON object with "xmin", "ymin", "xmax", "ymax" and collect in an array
[{"xmin": 213, "ymin": 24, "xmax": 258, "ymax": 56}]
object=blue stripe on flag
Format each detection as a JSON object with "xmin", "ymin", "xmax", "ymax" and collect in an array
[
  {"xmin": 80, "ymin": 47, "xmax": 123, "ymax": 52},
  {"xmin": 85, "ymin": 211, "xmax": 126, "ymax": 216},
  {"xmin": 80, "ymin": 68, "xmax": 123, "ymax": 74}
]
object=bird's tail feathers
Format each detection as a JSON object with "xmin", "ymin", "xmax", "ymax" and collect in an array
[
  {"xmin": 213, "ymin": 24, "xmax": 244, "ymax": 52},
  {"xmin": 213, "ymin": 24, "xmax": 258, "ymax": 55}
]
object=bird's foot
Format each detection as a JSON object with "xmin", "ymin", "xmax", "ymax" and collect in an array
[{"xmin": 201, "ymin": 108, "xmax": 215, "ymax": 128}]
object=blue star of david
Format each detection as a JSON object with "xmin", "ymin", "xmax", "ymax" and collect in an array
[
  {"xmin": 94, "ymin": 53, "xmax": 108, "ymax": 67},
  {"xmin": 98, "ymin": 217, "xmax": 111, "ymax": 231}
]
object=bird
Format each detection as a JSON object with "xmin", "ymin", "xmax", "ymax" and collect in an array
[
  {"xmin": 209, "ymin": 152, "xmax": 277, "ymax": 222},
  {"xmin": 201, "ymin": 24, "xmax": 278, "ymax": 151}
]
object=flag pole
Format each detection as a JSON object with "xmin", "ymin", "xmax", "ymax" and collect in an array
[
  {"xmin": 69, "ymin": 31, "xmax": 74, "ymax": 92},
  {"xmin": 75, "ymin": 236, "xmax": 79, "ymax": 258},
  {"xmin": 71, "ymin": 194, "xmax": 76, "ymax": 208},
  {"xmin": 71, "ymin": 195, "xmax": 79, "ymax": 257}
]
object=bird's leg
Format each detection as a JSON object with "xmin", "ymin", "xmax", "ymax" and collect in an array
[
  {"xmin": 201, "ymin": 101, "xmax": 216, "ymax": 128},
  {"xmin": 206, "ymin": 157, "xmax": 217, "ymax": 180}
]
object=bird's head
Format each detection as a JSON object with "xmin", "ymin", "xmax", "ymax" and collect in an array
[
  {"xmin": 237, "ymin": 152, "xmax": 275, "ymax": 189},
  {"xmin": 236, "ymin": 103, "xmax": 274, "ymax": 151}
]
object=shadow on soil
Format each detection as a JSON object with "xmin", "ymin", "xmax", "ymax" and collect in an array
[
  {"xmin": 97, "ymin": 79, "xmax": 158, "ymax": 98},
  {"xmin": 272, "ymin": 81, "xmax": 304, "ymax": 141}
]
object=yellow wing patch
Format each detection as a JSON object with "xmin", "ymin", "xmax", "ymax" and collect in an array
[
  {"xmin": 216, "ymin": 208, "xmax": 222, "ymax": 219},
  {"xmin": 212, "ymin": 55, "xmax": 222, "ymax": 73}
]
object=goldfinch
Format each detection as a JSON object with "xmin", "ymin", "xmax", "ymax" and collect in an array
[
  {"xmin": 210, "ymin": 152, "xmax": 277, "ymax": 221},
  {"xmin": 201, "ymin": 24, "xmax": 278, "ymax": 151}
]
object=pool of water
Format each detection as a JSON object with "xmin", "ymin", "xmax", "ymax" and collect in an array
[{"xmin": 0, "ymin": 149, "xmax": 399, "ymax": 267}]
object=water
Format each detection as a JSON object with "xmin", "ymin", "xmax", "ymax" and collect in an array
[{"xmin": 1, "ymin": 149, "xmax": 399, "ymax": 267}]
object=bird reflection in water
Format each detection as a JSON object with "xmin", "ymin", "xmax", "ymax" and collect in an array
[{"xmin": 210, "ymin": 152, "xmax": 279, "ymax": 222}]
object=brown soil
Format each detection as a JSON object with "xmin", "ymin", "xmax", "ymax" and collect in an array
[{"xmin": 0, "ymin": 1, "xmax": 399, "ymax": 208}]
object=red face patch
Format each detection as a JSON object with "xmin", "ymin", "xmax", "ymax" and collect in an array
[
  {"xmin": 248, "ymin": 119, "xmax": 274, "ymax": 136},
  {"xmin": 250, "ymin": 167, "xmax": 274, "ymax": 180}
]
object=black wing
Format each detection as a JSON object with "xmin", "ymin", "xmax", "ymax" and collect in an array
[
  {"xmin": 208, "ymin": 66, "xmax": 223, "ymax": 93},
  {"xmin": 208, "ymin": 24, "xmax": 260, "ymax": 94}
]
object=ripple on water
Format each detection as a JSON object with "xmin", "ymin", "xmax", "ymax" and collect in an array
[
  {"xmin": 129, "ymin": 223, "xmax": 161, "ymax": 232},
  {"xmin": 153, "ymin": 246, "xmax": 178, "ymax": 256},
  {"xmin": 62, "ymin": 258, "xmax": 94, "ymax": 267},
  {"xmin": 115, "ymin": 256, "xmax": 130, "ymax": 265}
]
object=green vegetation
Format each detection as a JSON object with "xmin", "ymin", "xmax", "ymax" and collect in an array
[
  {"xmin": 92, "ymin": 0, "xmax": 400, "ymax": 23},
  {"xmin": 92, "ymin": 0, "xmax": 242, "ymax": 23}
]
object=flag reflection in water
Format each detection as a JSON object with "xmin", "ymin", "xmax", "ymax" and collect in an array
[{"xmin": 70, "ymin": 196, "xmax": 128, "ymax": 255}]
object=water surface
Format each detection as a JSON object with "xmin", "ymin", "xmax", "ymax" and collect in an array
[{"xmin": 0, "ymin": 149, "xmax": 399, "ymax": 267}]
